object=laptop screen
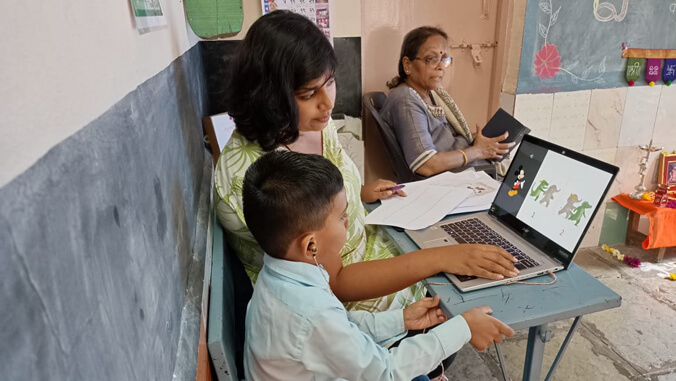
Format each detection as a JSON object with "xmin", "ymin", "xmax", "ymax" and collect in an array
[{"xmin": 490, "ymin": 135, "xmax": 618, "ymax": 265}]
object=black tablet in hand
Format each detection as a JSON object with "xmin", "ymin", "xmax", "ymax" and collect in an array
[{"xmin": 481, "ymin": 108, "xmax": 531, "ymax": 160}]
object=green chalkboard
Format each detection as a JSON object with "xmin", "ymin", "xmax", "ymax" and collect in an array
[
  {"xmin": 185, "ymin": 0, "xmax": 244, "ymax": 39},
  {"xmin": 517, "ymin": 0, "xmax": 676, "ymax": 94}
]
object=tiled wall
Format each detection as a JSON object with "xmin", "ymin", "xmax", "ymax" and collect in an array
[{"xmin": 514, "ymin": 85, "xmax": 676, "ymax": 247}]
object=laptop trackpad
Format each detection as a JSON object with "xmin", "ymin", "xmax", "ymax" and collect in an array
[{"xmin": 422, "ymin": 237, "xmax": 455, "ymax": 248}]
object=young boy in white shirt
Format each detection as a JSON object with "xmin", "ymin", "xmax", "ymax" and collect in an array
[{"xmin": 242, "ymin": 151, "xmax": 514, "ymax": 380}]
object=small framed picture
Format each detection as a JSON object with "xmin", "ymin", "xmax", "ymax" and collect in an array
[{"xmin": 658, "ymin": 152, "xmax": 676, "ymax": 186}]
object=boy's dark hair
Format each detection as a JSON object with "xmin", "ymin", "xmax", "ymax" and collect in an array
[
  {"xmin": 225, "ymin": 10, "xmax": 337, "ymax": 151},
  {"xmin": 242, "ymin": 151, "xmax": 344, "ymax": 258},
  {"xmin": 387, "ymin": 26, "xmax": 448, "ymax": 89}
]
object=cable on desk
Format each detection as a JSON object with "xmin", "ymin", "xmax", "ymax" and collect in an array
[{"xmin": 427, "ymin": 270, "xmax": 557, "ymax": 286}]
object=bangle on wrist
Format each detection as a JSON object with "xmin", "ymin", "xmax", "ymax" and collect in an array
[{"xmin": 459, "ymin": 150, "xmax": 468, "ymax": 167}]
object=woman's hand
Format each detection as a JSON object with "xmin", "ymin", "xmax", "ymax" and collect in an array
[
  {"xmin": 361, "ymin": 179, "xmax": 407, "ymax": 203},
  {"xmin": 440, "ymin": 244, "xmax": 519, "ymax": 280},
  {"xmin": 403, "ymin": 295, "xmax": 447, "ymax": 330},
  {"xmin": 470, "ymin": 132, "xmax": 515, "ymax": 161}
]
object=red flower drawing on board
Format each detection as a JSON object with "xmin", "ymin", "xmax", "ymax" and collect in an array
[{"xmin": 533, "ymin": 43, "xmax": 561, "ymax": 79}]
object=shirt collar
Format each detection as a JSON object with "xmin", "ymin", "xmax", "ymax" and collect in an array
[{"xmin": 263, "ymin": 253, "xmax": 332, "ymax": 290}]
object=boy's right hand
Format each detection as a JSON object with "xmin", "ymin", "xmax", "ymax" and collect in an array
[
  {"xmin": 441, "ymin": 244, "xmax": 519, "ymax": 280},
  {"xmin": 461, "ymin": 305, "xmax": 514, "ymax": 351}
]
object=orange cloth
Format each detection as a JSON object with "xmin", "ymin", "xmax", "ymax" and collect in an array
[{"xmin": 612, "ymin": 194, "xmax": 676, "ymax": 249}]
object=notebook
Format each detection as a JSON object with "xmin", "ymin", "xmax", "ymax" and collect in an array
[
  {"xmin": 481, "ymin": 108, "xmax": 531, "ymax": 159},
  {"xmin": 406, "ymin": 134, "xmax": 619, "ymax": 292}
]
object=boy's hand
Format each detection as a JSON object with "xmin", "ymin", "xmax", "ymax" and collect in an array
[
  {"xmin": 442, "ymin": 244, "xmax": 519, "ymax": 280},
  {"xmin": 461, "ymin": 305, "xmax": 514, "ymax": 351},
  {"xmin": 403, "ymin": 295, "xmax": 447, "ymax": 330},
  {"xmin": 361, "ymin": 179, "xmax": 407, "ymax": 204}
]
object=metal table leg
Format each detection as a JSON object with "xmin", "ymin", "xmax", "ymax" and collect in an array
[
  {"xmin": 522, "ymin": 324, "xmax": 548, "ymax": 381},
  {"xmin": 495, "ymin": 343, "xmax": 510, "ymax": 381},
  {"xmin": 544, "ymin": 316, "xmax": 582, "ymax": 381}
]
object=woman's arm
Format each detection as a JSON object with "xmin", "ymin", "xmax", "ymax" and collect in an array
[
  {"xmin": 414, "ymin": 150, "xmax": 469, "ymax": 177},
  {"xmin": 328, "ymin": 244, "xmax": 518, "ymax": 302},
  {"xmin": 415, "ymin": 133, "xmax": 514, "ymax": 177}
]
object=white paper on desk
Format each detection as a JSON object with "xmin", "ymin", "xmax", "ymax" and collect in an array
[
  {"xmin": 380, "ymin": 170, "xmax": 501, "ymax": 216},
  {"xmin": 380, "ymin": 171, "xmax": 473, "ymax": 206},
  {"xmin": 365, "ymin": 185, "xmax": 473, "ymax": 230},
  {"xmin": 451, "ymin": 171, "xmax": 501, "ymax": 214}
]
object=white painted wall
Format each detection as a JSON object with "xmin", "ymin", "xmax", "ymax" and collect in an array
[
  {"xmin": 331, "ymin": 0, "xmax": 362, "ymax": 38},
  {"xmin": 0, "ymin": 1, "xmax": 199, "ymax": 187},
  {"xmin": 0, "ymin": 0, "xmax": 361, "ymax": 188}
]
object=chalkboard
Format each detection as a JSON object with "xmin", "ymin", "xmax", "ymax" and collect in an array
[{"xmin": 517, "ymin": 0, "xmax": 676, "ymax": 94}]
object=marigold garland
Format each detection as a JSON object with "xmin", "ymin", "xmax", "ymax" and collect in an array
[{"xmin": 601, "ymin": 244, "xmax": 642, "ymax": 268}]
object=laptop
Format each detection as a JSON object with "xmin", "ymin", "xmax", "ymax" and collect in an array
[{"xmin": 406, "ymin": 134, "xmax": 619, "ymax": 292}]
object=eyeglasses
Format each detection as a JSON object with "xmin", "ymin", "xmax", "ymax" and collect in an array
[{"xmin": 414, "ymin": 55, "xmax": 452, "ymax": 68}]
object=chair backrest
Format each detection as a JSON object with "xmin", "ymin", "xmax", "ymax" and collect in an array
[
  {"xmin": 208, "ymin": 211, "xmax": 252, "ymax": 381},
  {"xmin": 203, "ymin": 113, "xmax": 236, "ymax": 164},
  {"xmin": 363, "ymin": 92, "xmax": 424, "ymax": 183}
]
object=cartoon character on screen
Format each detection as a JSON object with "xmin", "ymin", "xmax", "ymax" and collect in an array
[
  {"xmin": 558, "ymin": 194, "xmax": 579, "ymax": 218},
  {"xmin": 568, "ymin": 201, "xmax": 592, "ymax": 226},
  {"xmin": 508, "ymin": 166, "xmax": 526, "ymax": 197},
  {"xmin": 539, "ymin": 184, "xmax": 560, "ymax": 207},
  {"xmin": 529, "ymin": 179, "xmax": 549, "ymax": 201}
]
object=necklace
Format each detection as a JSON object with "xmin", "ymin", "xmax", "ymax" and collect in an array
[{"xmin": 409, "ymin": 87, "xmax": 445, "ymax": 118}]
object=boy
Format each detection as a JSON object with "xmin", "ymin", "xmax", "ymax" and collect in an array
[{"xmin": 242, "ymin": 151, "xmax": 514, "ymax": 380}]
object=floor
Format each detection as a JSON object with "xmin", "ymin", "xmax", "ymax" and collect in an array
[{"xmin": 445, "ymin": 244, "xmax": 676, "ymax": 381}]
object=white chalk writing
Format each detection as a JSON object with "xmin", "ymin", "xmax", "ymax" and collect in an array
[{"xmin": 594, "ymin": 0, "xmax": 628, "ymax": 22}]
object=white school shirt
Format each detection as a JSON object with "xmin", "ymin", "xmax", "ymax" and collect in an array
[{"xmin": 244, "ymin": 254, "xmax": 472, "ymax": 380}]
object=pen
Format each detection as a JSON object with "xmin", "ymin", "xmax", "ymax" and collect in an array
[{"xmin": 387, "ymin": 184, "xmax": 406, "ymax": 191}]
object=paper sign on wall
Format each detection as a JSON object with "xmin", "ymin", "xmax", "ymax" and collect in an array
[
  {"xmin": 129, "ymin": 0, "xmax": 168, "ymax": 34},
  {"xmin": 261, "ymin": 0, "xmax": 332, "ymax": 39}
]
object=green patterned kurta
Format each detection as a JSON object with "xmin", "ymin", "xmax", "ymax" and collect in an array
[{"xmin": 214, "ymin": 120, "xmax": 425, "ymax": 312}]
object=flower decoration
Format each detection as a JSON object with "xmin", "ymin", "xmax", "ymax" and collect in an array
[
  {"xmin": 533, "ymin": 1, "xmax": 605, "ymax": 84},
  {"xmin": 601, "ymin": 244, "xmax": 642, "ymax": 268},
  {"xmin": 534, "ymin": 43, "xmax": 562, "ymax": 80}
]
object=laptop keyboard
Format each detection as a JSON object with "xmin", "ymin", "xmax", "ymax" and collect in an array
[{"xmin": 440, "ymin": 218, "xmax": 539, "ymax": 280}]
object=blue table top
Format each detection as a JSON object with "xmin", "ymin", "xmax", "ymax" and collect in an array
[{"xmin": 366, "ymin": 203, "xmax": 622, "ymax": 331}]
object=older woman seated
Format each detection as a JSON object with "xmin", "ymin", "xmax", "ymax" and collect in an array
[{"xmin": 381, "ymin": 26, "xmax": 513, "ymax": 177}]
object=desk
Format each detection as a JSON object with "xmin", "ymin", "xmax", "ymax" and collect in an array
[
  {"xmin": 612, "ymin": 194, "xmax": 676, "ymax": 262},
  {"xmin": 370, "ymin": 206, "xmax": 622, "ymax": 381}
]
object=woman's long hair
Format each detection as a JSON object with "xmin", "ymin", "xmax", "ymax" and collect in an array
[
  {"xmin": 386, "ymin": 26, "xmax": 448, "ymax": 89},
  {"xmin": 225, "ymin": 11, "xmax": 337, "ymax": 151}
]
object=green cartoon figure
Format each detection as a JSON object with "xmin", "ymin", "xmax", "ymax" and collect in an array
[
  {"xmin": 568, "ymin": 201, "xmax": 592, "ymax": 226},
  {"xmin": 529, "ymin": 180, "xmax": 549, "ymax": 201}
]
